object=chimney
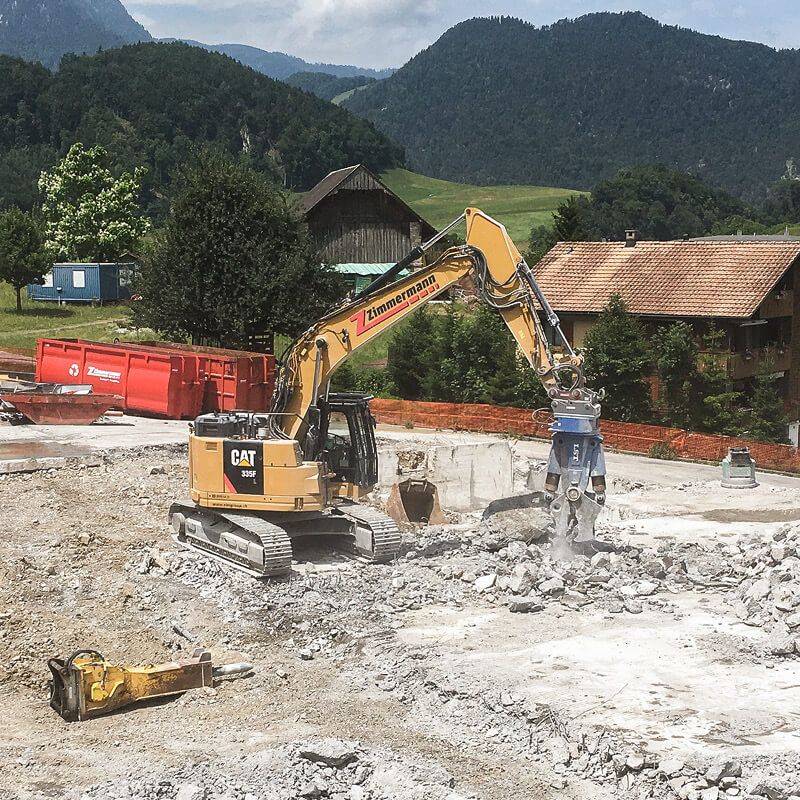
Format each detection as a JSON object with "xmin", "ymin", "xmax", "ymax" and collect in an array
[{"xmin": 625, "ymin": 229, "xmax": 639, "ymax": 247}]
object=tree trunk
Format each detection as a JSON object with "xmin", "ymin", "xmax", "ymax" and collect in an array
[{"xmin": 15, "ymin": 285, "xmax": 22, "ymax": 312}]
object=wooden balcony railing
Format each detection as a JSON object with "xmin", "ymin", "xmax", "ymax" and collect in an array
[{"xmin": 729, "ymin": 346, "xmax": 791, "ymax": 380}]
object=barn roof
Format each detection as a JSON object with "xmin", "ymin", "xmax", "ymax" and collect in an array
[
  {"xmin": 302, "ymin": 164, "xmax": 436, "ymax": 237},
  {"xmin": 302, "ymin": 165, "xmax": 361, "ymax": 212},
  {"xmin": 534, "ymin": 240, "xmax": 800, "ymax": 320}
]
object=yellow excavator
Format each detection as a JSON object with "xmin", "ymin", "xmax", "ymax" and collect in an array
[{"xmin": 169, "ymin": 208, "xmax": 607, "ymax": 576}]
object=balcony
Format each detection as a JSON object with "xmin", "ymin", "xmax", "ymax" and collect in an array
[
  {"xmin": 729, "ymin": 346, "xmax": 791, "ymax": 380},
  {"xmin": 758, "ymin": 290, "xmax": 793, "ymax": 319}
]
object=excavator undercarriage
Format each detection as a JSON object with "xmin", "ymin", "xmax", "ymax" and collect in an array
[{"xmin": 169, "ymin": 395, "xmax": 402, "ymax": 576}]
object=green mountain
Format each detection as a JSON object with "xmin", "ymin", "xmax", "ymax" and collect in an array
[
  {"xmin": 0, "ymin": 43, "xmax": 403, "ymax": 213},
  {"xmin": 344, "ymin": 12, "xmax": 800, "ymax": 201},
  {"xmin": 285, "ymin": 72, "xmax": 377, "ymax": 102},
  {"xmin": 165, "ymin": 40, "xmax": 393, "ymax": 81},
  {"xmin": 0, "ymin": 0, "xmax": 151, "ymax": 68}
]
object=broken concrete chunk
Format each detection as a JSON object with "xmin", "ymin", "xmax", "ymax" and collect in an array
[
  {"xmin": 299, "ymin": 779, "xmax": 328, "ymax": 798},
  {"xmin": 626, "ymin": 754, "xmax": 645, "ymax": 771},
  {"xmin": 508, "ymin": 598, "xmax": 544, "ymax": 613},
  {"xmin": 539, "ymin": 576, "xmax": 565, "ymax": 596},
  {"xmin": 669, "ymin": 777, "xmax": 689, "ymax": 794},
  {"xmin": 635, "ymin": 580, "xmax": 659, "ymax": 596},
  {"xmin": 590, "ymin": 552, "xmax": 612, "ymax": 569},
  {"xmin": 299, "ymin": 739, "xmax": 359, "ymax": 768},
  {"xmin": 747, "ymin": 578, "xmax": 772, "ymax": 601},
  {"xmin": 770, "ymin": 545, "xmax": 786, "ymax": 562},
  {"xmin": 766, "ymin": 624, "xmax": 796, "ymax": 656},
  {"xmin": 706, "ymin": 761, "xmax": 743, "ymax": 784},
  {"xmin": 544, "ymin": 737, "xmax": 570, "ymax": 766},
  {"xmin": 624, "ymin": 599, "xmax": 643, "ymax": 614},
  {"xmin": 474, "ymin": 573, "xmax": 497, "ymax": 592},
  {"xmin": 787, "ymin": 612, "xmax": 800, "ymax": 630},
  {"xmin": 660, "ymin": 758, "xmax": 685, "ymax": 777},
  {"xmin": 175, "ymin": 784, "xmax": 203, "ymax": 800},
  {"xmin": 643, "ymin": 559, "xmax": 667, "ymax": 578},
  {"xmin": 508, "ymin": 566, "xmax": 535, "ymax": 595},
  {"xmin": 746, "ymin": 779, "xmax": 790, "ymax": 800}
]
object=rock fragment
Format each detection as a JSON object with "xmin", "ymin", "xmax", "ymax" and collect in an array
[{"xmin": 299, "ymin": 740, "xmax": 359, "ymax": 768}]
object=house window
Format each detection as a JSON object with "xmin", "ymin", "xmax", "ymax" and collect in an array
[
  {"xmin": 72, "ymin": 270, "xmax": 85, "ymax": 288},
  {"xmin": 43, "ymin": 272, "xmax": 53, "ymax": 287}
]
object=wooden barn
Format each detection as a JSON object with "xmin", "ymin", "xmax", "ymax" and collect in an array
[{"xmin": 303, "ymin": 164, "xmax": 436, "ymax": 266}]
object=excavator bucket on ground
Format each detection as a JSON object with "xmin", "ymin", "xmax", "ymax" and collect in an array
[{"xmin": 386, "ymin": 479, "xmax": 448, "ymax": 525}]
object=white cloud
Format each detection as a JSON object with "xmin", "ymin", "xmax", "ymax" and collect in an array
[{"xmin": 125, "ymin": 0, "xmax": 800, "ymax": 68}]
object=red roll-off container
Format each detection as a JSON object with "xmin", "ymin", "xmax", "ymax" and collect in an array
[
  {"xmin": 36, "ymin": 338, "xmax": 204, "ymax": 419},
  {"xmin": 36, "ymin": 339, "xmax": 275, "ymax": 418},
  {"xmin": 139, "ymin": 341, "xmax": 275, "ymax": 413}
]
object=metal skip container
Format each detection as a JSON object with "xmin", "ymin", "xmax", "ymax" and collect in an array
[
  {"xmin": 36, "ymin": 339, "xmax": 204, "ymax": 419},
  {"xmin": 36, "ymin": 339, "xmax": 276, "ymax": 419}
]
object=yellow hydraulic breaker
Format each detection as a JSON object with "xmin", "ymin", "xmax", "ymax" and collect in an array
[{"xmin": 48, "ymin": 648, "xmax": 252, "ymax": 721}]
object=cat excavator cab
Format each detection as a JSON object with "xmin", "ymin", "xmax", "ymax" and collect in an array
[{"xmin": 169, "ymin": 208, "xmax": 607, "ymax": 576}]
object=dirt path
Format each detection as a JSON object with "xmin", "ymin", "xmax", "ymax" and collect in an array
[{"xmin": 0, "ymin": 318, "xmax": 124, "ymax": 337}]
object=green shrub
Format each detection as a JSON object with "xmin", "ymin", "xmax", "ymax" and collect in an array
[{"xmin": 648, "ymin": 441, "xmax": 679, "ymax": 460}]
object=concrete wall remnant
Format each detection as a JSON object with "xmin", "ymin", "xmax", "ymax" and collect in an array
[{"xmin": 377, "ymin": 440, "xmax": 514, "ymax": 512}]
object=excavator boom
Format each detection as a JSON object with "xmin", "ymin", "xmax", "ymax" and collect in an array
[{"xmin": 273, "ymin": 208, "xmax": 607, "ymax": 542}]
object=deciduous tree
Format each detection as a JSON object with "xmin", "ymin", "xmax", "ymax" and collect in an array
[
  {"xmin": 134, "ymin": 149, "xmax": 343, "ymax": 348},
  {"xmin": 38, "ymin": 143, "xmax": 149, "ymax": 261},
  {"xmin": 0, "ymin": 208, "xmax": 50, "ymax": 311}
]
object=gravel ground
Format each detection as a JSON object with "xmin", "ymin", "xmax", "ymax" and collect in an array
[{"xmin": 1, "ymin": 444, "xmax": 798, "ymax": 800}]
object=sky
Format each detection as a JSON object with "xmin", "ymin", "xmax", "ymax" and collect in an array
[{"xmin": 125, "ymin": 0, "xmax": 800, "ymax": 70}]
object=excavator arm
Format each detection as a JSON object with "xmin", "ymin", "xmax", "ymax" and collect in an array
[{"xmin": 272, "ymin": 208, "xmax": 607, "ymax": 542}]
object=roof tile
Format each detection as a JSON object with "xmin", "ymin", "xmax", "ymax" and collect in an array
[{"xmin": 534, "ymin": 241, "xmax": 800, "ymax": 319}]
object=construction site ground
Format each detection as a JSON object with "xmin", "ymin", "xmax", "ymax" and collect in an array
[{"xmin": 1, "ymin": 418, "xmax": 799, "ymax": 800}]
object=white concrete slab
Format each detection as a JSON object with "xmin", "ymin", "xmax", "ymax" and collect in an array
[{"xmin": 0, "ymin": 414, "xmax": 187, "ymax": 471}]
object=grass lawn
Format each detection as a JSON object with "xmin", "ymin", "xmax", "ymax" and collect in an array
[
  {"xmin": 789, "ymin": 224, "xmax": 800, "ymax": 236},
  {"xmin": 0, "ymin": 283, "xmax": 135, "ymax": 352},
  {"xmin": 382, "ymin": 167, "xmax": 585, "ymax": 246}
]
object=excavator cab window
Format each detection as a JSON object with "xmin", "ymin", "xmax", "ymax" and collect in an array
[{"xmin": 316, "ymin": 393, "xmax": 378, "ymax": 488}]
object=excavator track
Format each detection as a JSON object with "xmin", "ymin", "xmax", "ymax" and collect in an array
[
  {"xmin": 333, "ymin": 503, "xmax": 402, "ymax": 563},
  {"xmin": 169, "ymin": 503, "xmax": 293, "ymax": 578}
]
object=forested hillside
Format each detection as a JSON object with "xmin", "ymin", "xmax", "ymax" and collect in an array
[
  {"xmin": 169, "ymin": 41, "xmax": 393, "ymax": 81},
  {"xmin": 344, "ymin": 12, "xmax": 800, "ymax": 201},
  {"xmin": 285, "ymin": 72, "xmax": 376, "ymax": 102},
  {"xmin": 0, "ymin": 43, "xmax": 403, "ymax": 213},
  {"xmin": 0, "ymin": 0, "xmax": 151, "ymax": 68}
]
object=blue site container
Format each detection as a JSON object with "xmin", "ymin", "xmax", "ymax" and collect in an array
[{"xmin": 27, "ymin": 262, "xmax": 136, "ymax": 304}]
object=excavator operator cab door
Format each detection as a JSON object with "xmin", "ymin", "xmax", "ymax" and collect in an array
[{"xmin": 316, "ymin": 393, "xmax": 378, "ymax": 489}]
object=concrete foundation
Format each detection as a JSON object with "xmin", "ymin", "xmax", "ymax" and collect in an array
[{"xmin": 378, "ymin": 440, "xmax": 514, "ymax": 512}]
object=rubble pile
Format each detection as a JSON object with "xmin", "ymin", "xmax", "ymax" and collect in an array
[
  {"xmin": 4, "ymin": 447, "xmax": 800, "ymax": 800},
  {"xmin": 731, "ymin": 523, "xmax": 800, "ymax": 655},
  {"xmin": 68, "ymin": 739, "xmax": 473, "ymax": 800},
  {"xmin": 436, "ymin": 508, "xmax": 736, "ymax": 616}
]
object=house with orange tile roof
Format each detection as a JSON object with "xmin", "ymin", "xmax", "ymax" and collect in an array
[{"xmin": 534, "ymin": 231, "xmax": 800, "ymax": 409}]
